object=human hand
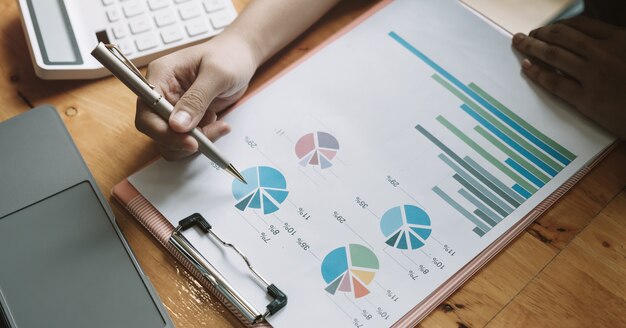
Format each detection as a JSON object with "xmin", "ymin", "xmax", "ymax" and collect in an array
[
  {"xmin": 136, "ymin": 35, "xmax": 258, "ymax": 160},
  {"xmin": 511, "ymin": 16, "xmax": 626, "ymax": 140}
]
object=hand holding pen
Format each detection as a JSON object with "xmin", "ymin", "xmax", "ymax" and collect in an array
[
  {"xmin": 92, "ymin": 42, "xmax": 246, "ymax": 183},
  {"xmin": 135, "ymin": 36, "xmax": 257, "ymax": 162}
]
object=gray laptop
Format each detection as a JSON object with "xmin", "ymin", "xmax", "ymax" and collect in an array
[{"xmin": 0, "ymin": 106, "xmax": 173, "ymax": 328}]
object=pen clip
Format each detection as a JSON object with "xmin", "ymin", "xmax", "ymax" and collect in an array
[{"xmin": 104, "ymin": 43, "xmax": 155, "ymax": 89}]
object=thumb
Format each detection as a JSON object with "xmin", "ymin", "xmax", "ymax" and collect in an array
[{"xmin": 169, "ymin": 74, "xmax": 219, "ymax": 133}]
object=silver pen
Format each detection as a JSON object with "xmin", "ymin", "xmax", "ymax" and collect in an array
[{"xmin": 91, "ymin": 42, "xmax": 246, "ymax": 183}]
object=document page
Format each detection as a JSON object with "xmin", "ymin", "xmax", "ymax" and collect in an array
[{"xmin": 129, "ymin": 1, "xmax": 613, "ymax": 327}]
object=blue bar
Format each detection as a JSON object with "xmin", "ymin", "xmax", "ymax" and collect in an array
[
  {"xmin": 433, "ymin": 186, "xmax": 491, "ymax": 232},
  {"xmin": 459, "ymin": 188, "xmax": 503, "ymax": 224},
  {"xmin": 460, "ymin": 104, "xmax": 558, "ymax": 177},
  {"xmin": 512, "ymin": 184, "xmax": 532, "ymax": 199},
  {"xmin": 416, "ymin": 125, "xmax": 521, "ymax": 207},
  {"xmin": 389, "ymin": 31, "xmax": 571, "ymax": 165},
  {"xmin": 505, "ymin": 158, "xmax": 545, "ymax": 188},
  {"xmin": 464, "ymin": 156, "xmax": 525, "ymax": 205}
]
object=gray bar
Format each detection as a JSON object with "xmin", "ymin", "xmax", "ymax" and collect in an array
[
  {"xmin": 474, "ymin": 209, "xmax": 498, "ymax": 227},
  {"xmin": 433, "ymin": 186, "xmax": 491, "ymax": 232},
  {"xmin": 453, "ymin": 174, "xmax": 511, "ymax": 217},
  {"xmin": 416, "ymin": 125, "xmax": 521, "ymax": 207},
  {"xmin": 464, "ymin": 156, "xmax": 525, "ymax": 205},
  {"xmin": 473, "ymin": 226, "xmax": 486, "ymax": 237},
  {"xmin": 441, "ymin": 154, "xmax": 513, "ymax": 215},
  {"xmin": 459, "ymin": 188, "xmax": 503, "ymax": 225}
]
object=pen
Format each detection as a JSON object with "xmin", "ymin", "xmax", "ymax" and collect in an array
[{"xmin": 91, "ymin": 42, "xmax": 246, "ymax": 184}]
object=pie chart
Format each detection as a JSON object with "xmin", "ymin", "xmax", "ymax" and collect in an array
[
  {"xmin": 321, "ymin": 244, "xmax": 379, "ymax": 299},
  {"xmin": 380, "ymin": 205, "xmax": 431, "ymax": 250},
  {"xmin": 232, "ymin": 166, "xmax": 289, "ymax": 215},
  {"xmin": 295, "ymin": 132, "xmax": 339, "ymax": 169}
]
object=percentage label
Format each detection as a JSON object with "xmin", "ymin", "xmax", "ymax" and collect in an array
[
  {"xmin": 353, "ymin": 318, "xmax": 363, "ymax": 328},
  {"xmin": 297, "ymin": 207, "xmax": 311, "ymax": 220},
  {"xmin": 269, "ymin": 225, "xmax": 280, "ymax": 235},
  {"xmin": 386, "ymin": 175, "xmax": 400, "ymax": 187},
  {"xmin": 209, "ymin": 161, "xmax": 221, "ymax": 171},
  {"xmin": 377, "ymin": 307, "xmax": 390, "ymax": 320},
  {"xmin": 244, "ymin": 136, "xmax": 258, "ymax": 149},
  {"xmin": 355, "ymin": 196, "xmax": 368, "ymax": 209},
  {"xmin": 386, "ymin": 290, "xmax": 399, "ymax": 302},
  {"xmin": 284, "ymin": 222, "xmax": 296, "ymax": 235},
  {"xmin": 296, "ymin": 238, "xmax": 310, "ymax": 251},
  {"xmin": 444, "ymin": 244, "xmax": 456, "ymax": 256},
  {"xmin": 432, "ymin": 257, "xmax": 445, "ymax": 270},
  {"xmin": 260, "ymin": 232, "xmax": 271, "ymax": 243},
  {"xmin": 333, "ymin": 211, "xmax": 346, "ymax": 223},
  {"xmin": 361, "ymin": 310, "xmax": 372, "ymax": 320},
  {"xmin": 418, "ymin": 265, "xmax": 429, "ymax": 275}
]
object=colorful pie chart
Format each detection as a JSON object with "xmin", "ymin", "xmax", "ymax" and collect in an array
[
  {"xmin": 321, "ymin": 244, "xmax": 379, "ymax": 299},
  {"xmin": 295, "ymin": 132, "xmax": 339, "ymax": 169}
]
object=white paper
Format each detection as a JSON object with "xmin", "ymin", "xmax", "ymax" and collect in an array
[{"xmin": 129, "ymin": 1, "xmax": 614, "ymax": 327}]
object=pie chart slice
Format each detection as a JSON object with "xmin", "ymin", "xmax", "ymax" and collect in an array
[
  {"xmin": 321, "ymin": 244, "xmax": 379, "ymax": 299},
  {"xmin": 232, "ymin": 166, "xmax": 288, "ymax": 215},
  {"xmin": 295, "ymin": 132, "xmax": 339, "ymax": 169},
  {"xmin": 380, "ymin": 205, "xmax": 432, "ymax": 250}
]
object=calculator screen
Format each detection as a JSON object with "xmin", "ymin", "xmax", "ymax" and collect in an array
[{"xmin": 26, "ymin": 0, "xmax": 82, "ymax": 65}]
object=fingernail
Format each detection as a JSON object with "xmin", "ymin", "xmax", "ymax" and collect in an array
[
  {"xmin": 512, "ymin": 33, "xmax": 525, "ymax": 44},
  {"xmin": 171, "ymin": 111, "xmax": 192, "ymax": 128},
  {"xmin": 522, "ymin": 58, "xmax": 532, "ymax": 69}
]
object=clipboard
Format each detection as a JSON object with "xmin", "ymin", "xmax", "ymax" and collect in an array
[
  {"xmin": 111, "ymin": 144, "xmax": 614, "ymax": 327},
  {"xmin": 110, "ymin": 0, "xmax": 617, "ymax": 326}
]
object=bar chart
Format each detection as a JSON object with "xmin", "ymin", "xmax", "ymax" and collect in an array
[{"xmin": 389, "ymin": 31, "xmax": 577, "ymax": 237}]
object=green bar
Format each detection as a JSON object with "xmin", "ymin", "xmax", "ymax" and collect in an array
[
  {"xmin": 433, "ymin": 74, "xmax": 563, "ymax": 173},
  {"xmin": 436, "ymin": 116, "xmax": 538, "ymax": 193},
  {"xmin": 475, "ymin": 125, "xmax": 550, "ymax": 183},
  {"xmin": 469, "ymin": 82, "xmax": 577, "ymax": 161}
]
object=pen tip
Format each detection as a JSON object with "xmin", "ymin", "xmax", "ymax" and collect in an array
[{"xmin": 226, "ymin": 164, "xmax": 247, "ymax": 184}]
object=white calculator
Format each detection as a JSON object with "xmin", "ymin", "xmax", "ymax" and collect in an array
[{"xmin": 17, "ymin": 0, "xmax": 237, "ymax": 80}]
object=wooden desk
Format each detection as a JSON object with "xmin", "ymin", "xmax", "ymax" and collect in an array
[{"xmin": 1, "ymin": 1, "xmax": 624, "ymax": 327}]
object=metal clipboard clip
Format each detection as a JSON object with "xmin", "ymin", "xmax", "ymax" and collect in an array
[{"xmin": 169, "ymin": 213, "xmax": 288, "ymax": 324}]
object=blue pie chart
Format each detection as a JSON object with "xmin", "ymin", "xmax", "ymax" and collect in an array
[
  {"xmin": 380, "ymin": 205, "xmax": 431, "ymax": 250},
  {"xmin": 232, "ymin": 166, "xmax": 289, "ymax": 215}
]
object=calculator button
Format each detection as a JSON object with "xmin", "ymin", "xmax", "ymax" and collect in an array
[
  {"xmin": 101, "ymin": 0, "xmax": 115, "ymax": 6},
  {"xmin": 185, "ymin": 17, "xmax": 210, "ymax": 36},
  {"xmin": 178, "ymin": 3, "xmax": 201, "ymax": 20},
  {"xmin": 153, "ymin": 10, "xmax": 177, "ymax": 27},
  {"xmin": 128, "ymin": 16, "xmax": 152, "ymax": 34},
  {"xmin": 112, "ymin": 25, "xmax": 129, "ymax": 39},
  {"xmin": 106, "ymin": 8, "xmax": 121, "ymax": 22},
  {"xmin": 202, "ymin": 0, "xmax": 224, "ymax": 13},
  {"xmin": 160, "ymin": 26, "xmax": 184, "ymax": 44},
  {"xmin": 135, "ymin": 34, "xmax": 159, "ymax": 51},
  {"xmin": 116, "ymin": 40, "xmax": 134, "ymax": 55},
  {"xmin": 210, "ymin": 11, "xmax": 233, "ymax": 29},
  {"xmin": 122, "ymin": 2, "xmax": 145, "ymax": 18},
  {"xmin": 147, "ymin": 0, "xmax": 169, "ymax": 11}
]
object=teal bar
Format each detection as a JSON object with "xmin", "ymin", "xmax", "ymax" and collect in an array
[
  {"xmin": 473, "ymin": 227, "xmax": 486, "ymax": 237},
  {"xmin": 474, "ymin": 209, "xmax": 498, "ymax": 227},
  {"xmin": 433, "ymin": 186, "xmax": 491, "ymax": 232},
  {"xmin": 441, "ymin": 154, "xmax": 514, "ymax": 216},
  {"xmin": 459, "ymin": 188, "xmax": 503, "ymax": 225},
  {"xmin": 464, "ymin": 156, "xmax": 526, "ymax": 205}
]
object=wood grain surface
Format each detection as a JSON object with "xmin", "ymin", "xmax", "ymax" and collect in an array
[{"xmin": 0, "ymin": 0, "xmax": 624, "ymax": 327}]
